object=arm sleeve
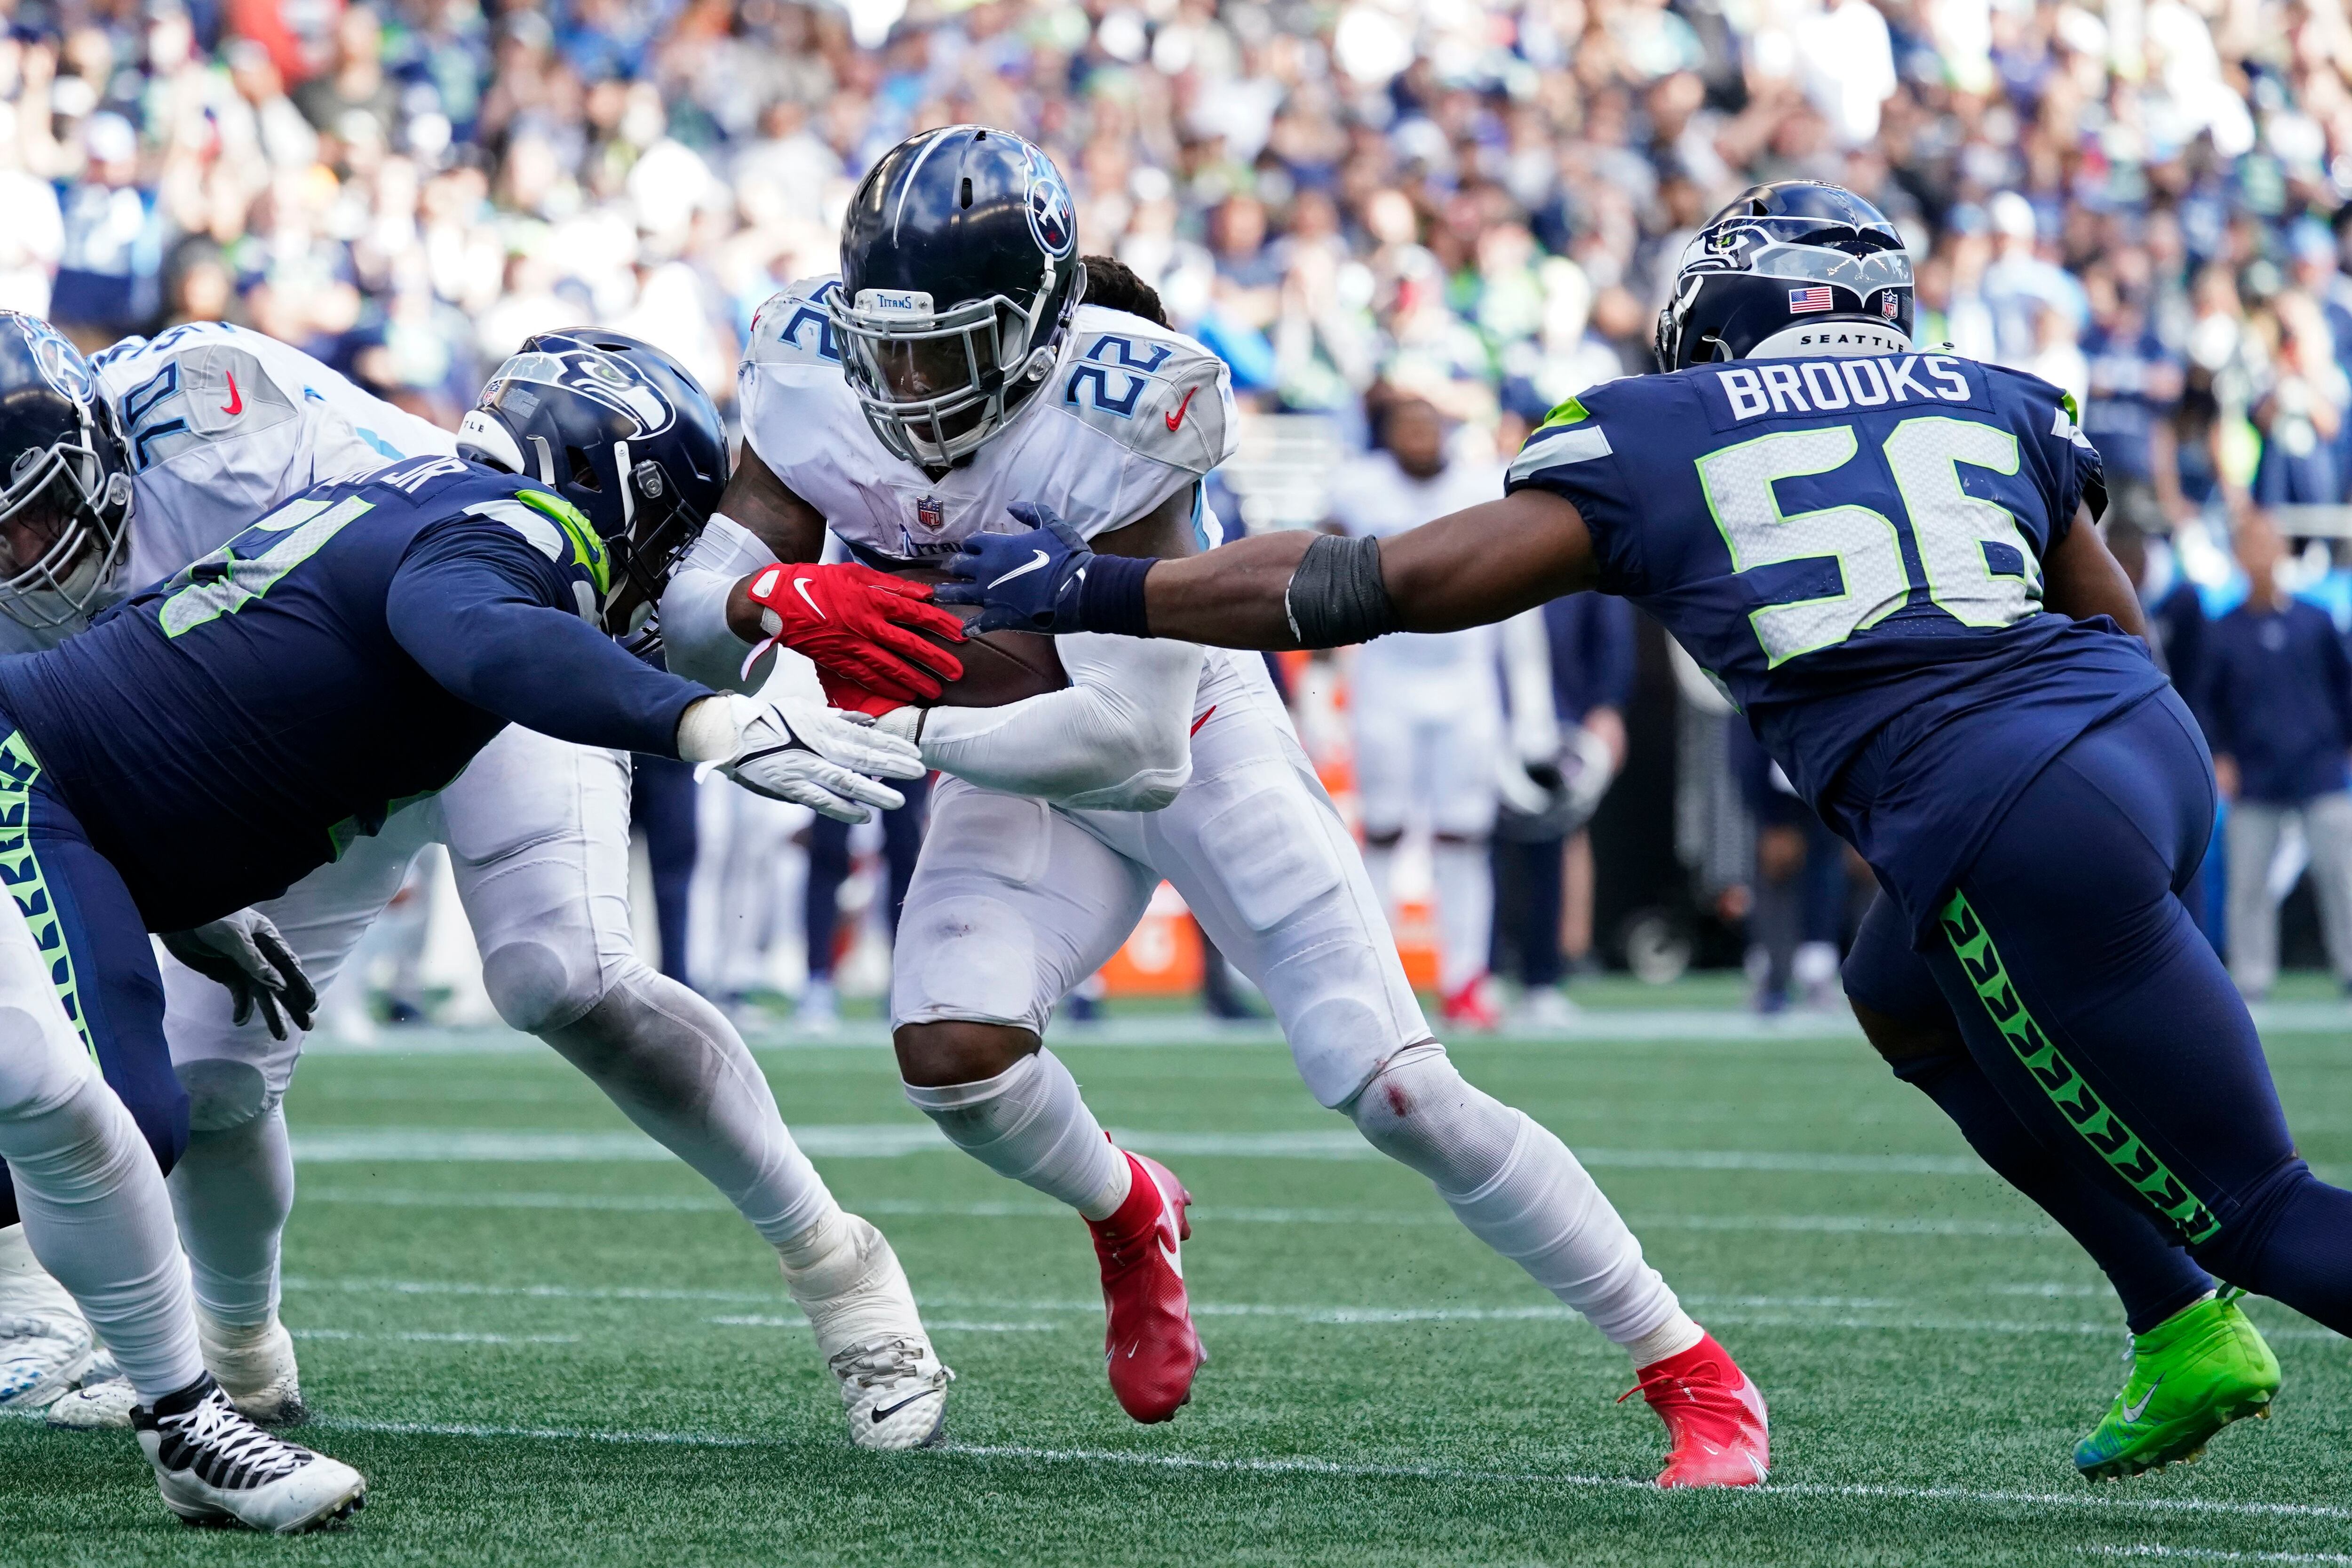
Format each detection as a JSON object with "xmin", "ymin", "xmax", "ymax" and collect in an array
[
  {"xmin": 658, "ymin": 513, "xmax": 784, "ymax": 695},
  {"xmin": 386, "ymin": 521, "xmax": 711, "ymax": 757},
  {"xmin": 915, "ymin": 632, "xmax": 1204, "ymax": 811}
]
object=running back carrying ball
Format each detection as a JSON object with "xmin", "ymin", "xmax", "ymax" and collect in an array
[{"xmin": 897, "ymin": 564, "xmax": 1067, "ymax": 708}]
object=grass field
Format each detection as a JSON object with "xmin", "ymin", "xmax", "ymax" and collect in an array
[{"xmin": 5, "ymin": 980, "xmax": 2350, "ymax": 1566}]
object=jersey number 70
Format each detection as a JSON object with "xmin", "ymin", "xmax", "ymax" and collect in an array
[{"xmin": 1699, "ymin": 415, "xmax": 2038, "ymax": 667}]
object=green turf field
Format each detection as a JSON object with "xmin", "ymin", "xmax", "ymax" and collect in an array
[{"xmin": 5, "ymin": 986, "xmax": 2349, "ymax": 1566}]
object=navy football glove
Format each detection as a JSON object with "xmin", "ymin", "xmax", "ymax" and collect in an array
[{"xmin": 936, "ymin": 502, "xmax": 1098, "ymax": 633}]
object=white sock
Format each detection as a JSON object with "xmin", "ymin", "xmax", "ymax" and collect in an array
[
  {"xmin": 1, "ymin": 1073, "xmax": 203, "ymax": 1403},
  {"xmin": 1350, "ymin": 1044, "xmax": 1687, "ymax": 1350},
  {"xmin": 543, "ymin": 966, "xmax": 841, "ymax": 1250},
  {"xmin": 167, "ymin": 1103, "xmax": 294, "ymax": 1328},
  {"xmin": 1431, "ymin": 839, "xmax": 1494, "ymax": 994},
  {"xmin": 904, "ymin": 1050, "xmax": 1132, "ymax": 1220}
]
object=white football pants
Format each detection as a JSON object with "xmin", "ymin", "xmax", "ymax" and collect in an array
[{"xmin": 158, "ymin": 724, "xmax": 838, "ymax": 1325}]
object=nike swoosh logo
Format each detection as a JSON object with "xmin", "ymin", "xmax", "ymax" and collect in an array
[
  {"xmin": 793, "ymin": 577, "xmax": 826, "ymax": 620},
  {"xmin": 2121, "ymin": 1379, "xmax": 2162, "ymax": 1424},
  {"xmin": 1158, "ymin": 1234, "xmax": 1183, "ymax": 1280},
  {"xmin": 1165, "ymin": 387, "xmax": 1197, "ymax": 431},
  {"xmin": 988, "ymin": 550, "xmax": 1051, "ymax": 590},
  {"xmin": 870, "ymin": 1389, "xmax": 934, "ymax": 1423},
  {"xmin": 220, "ymin": 372, "xmax": 242, "ymax": 416}
]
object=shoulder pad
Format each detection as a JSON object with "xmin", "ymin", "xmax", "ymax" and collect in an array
[
  {"xmin": 1053, "ymin": 321, "xmax": 1234, "ymax": 476},
  {"xmin": 109, "ymin": 340, "xmax": 300, "ymax": 471},
  {"xmin": 743, "ymin": 276, "xmax": 847, "ymax": 379}
]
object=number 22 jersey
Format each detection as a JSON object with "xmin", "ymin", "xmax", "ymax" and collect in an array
[{"xmin": 1507, "ymin": 351, "xmax": 2169, "ymax": 942}]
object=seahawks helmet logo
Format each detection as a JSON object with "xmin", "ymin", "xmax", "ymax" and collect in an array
[
  {"xmin": 489, "ymin": 346, "xmax": 676, "ymax": 437},
  {"xmin": 1027, "ymin": 167, "xmax": 1076, "ymax": 259}
]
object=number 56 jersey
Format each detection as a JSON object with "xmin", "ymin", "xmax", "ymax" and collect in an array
[{"xmin": 1508, "ymin": 352, "xmax": 2169, "ymax": 941}]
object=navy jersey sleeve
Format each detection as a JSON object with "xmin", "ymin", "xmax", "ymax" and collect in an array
[
  {"xmin": 2028, "ymin": 381, "xmax": 2105, "ymax": 548},
  {"xmin": 385, "ymin": 516, "xmax": 709, "ymax": 757},
  {"xmin": 1503, "ymin": 386, "xmax": 1665, "ymax": 597}
]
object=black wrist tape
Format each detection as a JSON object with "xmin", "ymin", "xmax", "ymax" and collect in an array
[
  {"xmin": 1286, "ymin": 533, "xmax": 1402, "ymax": 647},
  {"xmin": 1077, "ymin": 551, "xmax": 1154, "ymax": 637}
]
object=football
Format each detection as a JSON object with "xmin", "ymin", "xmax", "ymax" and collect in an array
[{"xmin": 895, "ymin": 565, "xmax": 1068, "ymax": 709}]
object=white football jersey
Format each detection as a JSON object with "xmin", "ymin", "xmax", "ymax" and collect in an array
[
  {"xmin": 1326, "ymin": 451, "xmax": 1508, "ymax": 690},
  {"xmin": 0, "ymin": 323, "xmax": 458, "ymax": 653},
  {"xmin": 739, "ymin": 278, "xmax": 1238, "ymax": 566}
]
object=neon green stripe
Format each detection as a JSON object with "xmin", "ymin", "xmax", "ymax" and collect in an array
[
  {"xmin": 1536, "ymin": 394, "xmax": 1590, "ymax": 430},
  {"xmin": 0, "ymin": 732, "xmax": 95, "ymax": 1065},
  {"xmin": 1939, "ymin": 890, "xmax": 2221, "ymax": 1245},
  {"xmin": 517, "ymin": 488, "xmax": 610, "ymax": 599}
]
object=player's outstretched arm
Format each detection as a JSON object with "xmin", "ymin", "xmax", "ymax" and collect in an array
[{"xmin": 940, "ymin": 488, "xmax": 1602, "ymax": 650}]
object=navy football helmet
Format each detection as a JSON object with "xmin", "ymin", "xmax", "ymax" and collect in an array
[
  {"xmin": 457, "ymin": 329, "xmax": 726, "ymax": 638},
  {"xmin": 1655, "ymin": 183, "xmax": 1915, "ymax": 372},
  {"xmin": 0, "ymin": 312, "xmax": 131, "ymax": 631},
  {"xmin": 831, "ymin": 125, "xmax": 1084, "ymax": 471}
]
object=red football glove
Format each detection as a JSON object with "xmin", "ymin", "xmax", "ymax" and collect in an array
[
  {"xmin": 816, "ymin": 664, "xmax": 904, "ymax": 720},
  {"xmin": 741, "ymin": 562, "xmax": 966, "ymax": 703}
]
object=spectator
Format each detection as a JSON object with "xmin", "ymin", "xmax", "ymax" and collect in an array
[{"xmin": 2203, "ymin": 513, "xmax": 2352, "ymax": 1000}]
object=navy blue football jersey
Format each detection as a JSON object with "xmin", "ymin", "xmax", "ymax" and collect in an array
[
  {"xmin": 0, "ymin": 454, "xmax": 709, "ymax": 930},
  {"xmin": 1507, "ymin": 352, "xmax": 2169, "ymax": 939}
]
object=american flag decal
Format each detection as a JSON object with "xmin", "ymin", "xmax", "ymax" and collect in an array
[{"xmin": 1789, "ymin": 286, "xmax": 1834, "ymax": 314}]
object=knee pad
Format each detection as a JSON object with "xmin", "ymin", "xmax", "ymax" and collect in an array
[
  {"xmin": 481, "ymin": 939, "xmax": 607, "ymax": 1036},
  {"xmin": 174, "ymin": 1059, "xmax": 274, "ymax": 1135},
  {"xmin": 1346, "ymin": 1043, "xmax": 1522, "ymax": 1194}
]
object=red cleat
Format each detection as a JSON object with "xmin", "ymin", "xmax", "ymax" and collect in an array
[
  {"xmin": 1087, "ymin": 1152, "xmax": 1204, "ymax": 1423},
  {"xmin": 1621, "ymin": 1332, "xmax": 1770, "ymax": 1488},
  {"xmin": 1439, "ymin": 974, "xmax": 1502, "ymax": 1032}
]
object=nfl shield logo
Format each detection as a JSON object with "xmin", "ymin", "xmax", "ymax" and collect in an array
[
  {"xmin": 916, "ymin": 495, "xmax": 946, "ymax": 531},
  {"xmin": 1881, "ymin": 292, "xmax": 1900, "ymax": 319}
]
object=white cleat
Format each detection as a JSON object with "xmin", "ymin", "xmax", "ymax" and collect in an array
[
  {"xmin": 782, "ymin": 1212, "xmax": 952, "ymax": 1450},
  {"xmin": 0, "ymin": 1224, "xmax": 95, "ymax": 1410},
  {"xmin": 47, "ymin": 1375, "xmax": 137, "ymax": 1429},
  {"xmin": 198, "ymin": 1311, "xmax": 308, "ymax": 1427},
  {"xmin": 133, "ymin": 1374, "xmax": 366, "ymax": 1533}
]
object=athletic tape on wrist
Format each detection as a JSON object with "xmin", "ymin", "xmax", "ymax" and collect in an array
[
  {"xmin": 1286, "ymin": 533, "xmax": 1401, "ymax": 648},
  {"xmin": 1076, "ymin": 552, "xmax": 1154, "ymax": 637}
]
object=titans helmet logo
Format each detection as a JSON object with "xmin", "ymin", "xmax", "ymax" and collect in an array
[{"xmin": 1027, "ymin": 168, "xmax": 1076, "ymax": 260}]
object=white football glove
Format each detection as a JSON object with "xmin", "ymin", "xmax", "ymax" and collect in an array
[
  {"xmin": 160, "ymin": 910, "xmax": 318, "ymax": 1042},
  {"xmin": 678, "ymin": 693, "xmax": 924, "ymax": 823}
]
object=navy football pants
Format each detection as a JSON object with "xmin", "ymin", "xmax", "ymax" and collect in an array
[
  {"xmin": 0, "ymin": 722, "xmax": 185, "ymax": 1227},
  {"xmin": 1853, "ymin": 691, "xmax": 2352, "ymax": 1332}
]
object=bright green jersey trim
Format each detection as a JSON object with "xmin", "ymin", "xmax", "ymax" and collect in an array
[
  {"xmin": 0, "ymin": 731, "xmax": 95, "ymax": 1065},
  {"xmin": 1536, "ymin": 394, "xmax": 1590, "ymax": 430},
  {"xmin": 518, "ymin": 488, "xmax": 609, "ymax": 599},
  {"xmin": 1940, "ymin": 890, "xmax": 2221, "ymax": 1244}
]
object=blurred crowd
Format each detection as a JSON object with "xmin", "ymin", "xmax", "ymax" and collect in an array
[{"xmin": 18, "ymin": 0, "xmax": 2352, "ymax": 1019}]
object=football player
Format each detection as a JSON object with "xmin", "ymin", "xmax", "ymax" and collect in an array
[
  {"xmin": 0, "ymin": 326, "xmax": 934, "ymax": 1526},
  {"xmin": 948, "ymin": 182, "xmax": 2344, "ymax": 1480},
  {"xmin": 0, "ymin": 319, "xmax": 955, "ymax": 1453},
  {"xmin": 1326, "ymin": 395, "xmax": 1560, "ymax": 1031},
  {"xmin": 659, "ymin": 126, "xmax": 1768, "ymax": 1487}
]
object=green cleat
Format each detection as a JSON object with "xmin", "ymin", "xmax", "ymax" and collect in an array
[{"xmin": 2074, "ymin": 1290, "xmax": 2280, "ymax": 1481}]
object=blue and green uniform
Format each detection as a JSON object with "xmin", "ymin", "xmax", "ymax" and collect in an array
[
  {"xmin": 0, "ymin": 454, "xmax": 711, "ymax": 1223},
  {"xmin": 1509, "ymin": 352, "xmax": 2352, "ymax": 1334}
]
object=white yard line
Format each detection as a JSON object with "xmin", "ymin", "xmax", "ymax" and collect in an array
[{"xmin": 301, "ymin": 1417, "xmax": 2352, "ymax": 1523}]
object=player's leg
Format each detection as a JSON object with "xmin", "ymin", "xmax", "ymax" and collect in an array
[
  {"xmin": 2222, "ymin": 799, "xmax": 2283, "ymax": 999},
  {"xmin": 800, "ymin": 812, "xmax": 851, "ymax": 1028},
  {"xmin": 1430, "ymin": 698, "xmax": 1502, "ymax": 1029},
  {"xmin": 890, "ymin": 781, "xmax": 1201, "ymax": 1422},
  {"xmin": 1142, "ymin": 712, "xmax": 1765, "ymax": 1485},
  {"xmin": 2296, "ymin": 789, "xmax": 2352, "ymax": 988},
  {"xmin": 442, "ymin": 728, "xmax": 947, "ymax": 1449},
  {"xmin": 1351, "ymin": 674, "xmax": 1412, "ymax": 917},
  {"xmin": 1930, "ymin": 691, "xmax": 2352, "ymax": 1336},
  {"xmin": 0, "ymin": 778, "xmax": 364, "ymax": 1529},
  {"xmin": 1843, "ymin": 893, "xmax": 2277, "ymax": 1477}
]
